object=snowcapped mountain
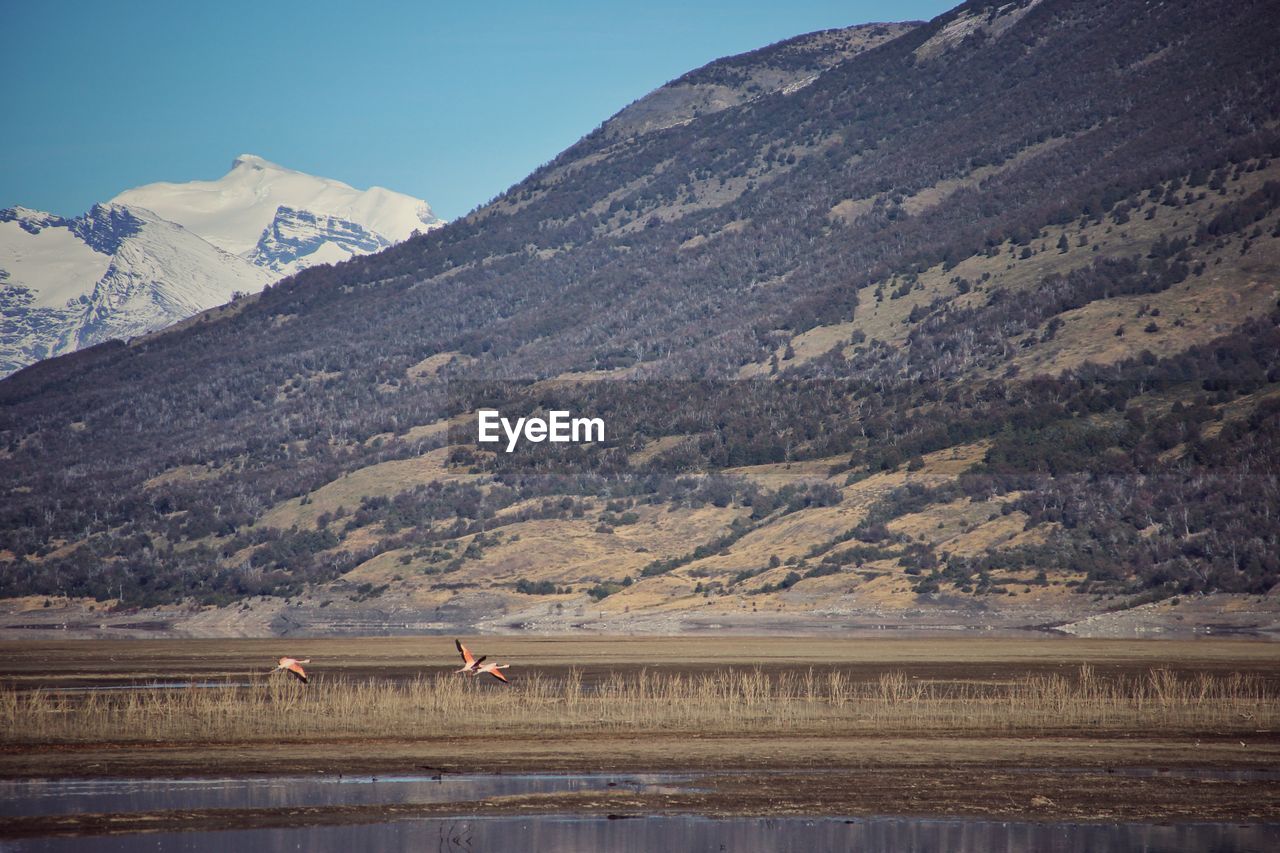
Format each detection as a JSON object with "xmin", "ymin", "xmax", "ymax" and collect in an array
[
  {"xmin": 114, "ymin": 154, "xmax": 443, "ymax": 273},
  {"xmin": 1, "ymin": 156, "xmax": 444, "ymax": 376},
  {"xmin": 0, "ymin": 204, "xmax": 270, "ymax": 376}
]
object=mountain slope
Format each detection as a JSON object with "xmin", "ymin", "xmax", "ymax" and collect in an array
[
  {"xmin": 2, "ymin": 0, "xmax": 1280, "ymax": 636},
  {"xmin": 602, "ymin": 21, "xmax": 916, "ymax": 140}
]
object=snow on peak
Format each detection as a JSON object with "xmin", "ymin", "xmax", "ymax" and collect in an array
[
  {"xmin": 0, "ymin": 199, "xmax": 271, "ymax": 375},
  {"xmin": 113, "ymin": 156, "xmax": 444, "ymax": 257},
  {"xmin": 231, "ymin": 153, "xmax": 275, "ymax": 170},
  {"xmin": 0, "ymin": 206, "xmax": 69, "ymax": 234},
  {"xmin": 4, "ymin": 156, "xmax": 444, "ymax": 376},
  {"xmin": 1, "ymin": 205, "xmax": 54, "ymax": 222}
]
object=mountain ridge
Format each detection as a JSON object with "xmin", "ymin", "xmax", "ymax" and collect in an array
[{"xmin": 600, "ymin": 21, "xmax": 917, "ymax": 141}]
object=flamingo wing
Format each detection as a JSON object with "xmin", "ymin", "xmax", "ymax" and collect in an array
[
  {"xmin": 456, "ymin": 639, "xmax": 475, "ymax": 667},
  {"xmin": 486, "ymin": 667, "xmax": 509, "ymax": 683},
  {"xmin": 285, "ymin": 661, "xmax": 309, "ymax": 683}
]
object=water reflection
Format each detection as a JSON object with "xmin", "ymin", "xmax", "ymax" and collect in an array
[
  {"xmin": 3, "ymin": 774, "xmax": 1276, "ymax": 853},
  {"xmin": 5, "ymin": 815, "xmax": 1277, "ymax": 853}
]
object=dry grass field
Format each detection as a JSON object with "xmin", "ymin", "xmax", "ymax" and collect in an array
[
  {"xmin": 259, "ymin": 448, "xmax": 482, "ymax": 531},
  {"xmin": 5, "ymin": 661, "xmax": 1274, "ymax": 746}
]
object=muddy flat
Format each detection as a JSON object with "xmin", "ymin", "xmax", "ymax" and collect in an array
[{"xmin": 4, "ymin": 635, "xmax": 1278, "ymax": 688}]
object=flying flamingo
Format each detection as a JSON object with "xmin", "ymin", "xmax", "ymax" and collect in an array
[
  {"xmin": 474, "ymin": 661, "xmax": 511, "ymax": 683},
  {"xmin": 454, "ymin": 639, "xmax": 486, "ymax": 675},
  {"xmin": 273, "ymin": 656, "xmax": 310, "ymax": 683}
]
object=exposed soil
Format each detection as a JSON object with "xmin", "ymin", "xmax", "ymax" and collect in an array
[{"xmin": 3, "ymin": 635, "xmax": 1279, "ymax": 689}]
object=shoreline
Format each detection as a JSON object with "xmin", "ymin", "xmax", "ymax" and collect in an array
[
  {"xmin": 4, "ymin": 733, "xmax": 1279, "ymax": 818},
  {"xmin": 4, "ymin": 750, "xmax": 1280, "ymax": 839},
  {"xmin": 3, "ymin": 590, "xmax": 1278, "ymax": 642}
]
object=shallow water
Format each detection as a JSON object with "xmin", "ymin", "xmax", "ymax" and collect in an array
[
  {"xmin": 2, "ymin": 774, "xmax": 1276, "ymax": 852},
  {"xmin": 4, "ymin": 814, "xmax": 1278, "ymax": 853},
  {"xmin": 0, "ymin": 773, "xmax": 682, "ymax": 817}
]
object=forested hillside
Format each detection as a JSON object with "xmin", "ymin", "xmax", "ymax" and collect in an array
[{"xmin": 2, "ymin": 0, "xmax": 1279, "ymax": 634}]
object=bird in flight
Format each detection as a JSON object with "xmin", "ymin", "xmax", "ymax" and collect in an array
[
  {"xmin": 454, "ymin": 640, "xmax": 511, "ymax": 683},
  {"xmin": 274, "ymin": 656, "xmax": 310, "ymax": 683},
  {"xmin": 474, "ymin": 660, "xmax": 511, "ymax": 683},
  {"xmin": 454, "ymin": 639, "xmax": 486, "ymax": 674}
]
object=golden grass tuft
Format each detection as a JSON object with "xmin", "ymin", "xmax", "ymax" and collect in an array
[{"xmin": 2, "ymin": 664, "xmax": 1274, "ymax": 746}]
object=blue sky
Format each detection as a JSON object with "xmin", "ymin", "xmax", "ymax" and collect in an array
[{"xmin": 3, "ymin": 1, "xmax": 954, "ymax": 220}]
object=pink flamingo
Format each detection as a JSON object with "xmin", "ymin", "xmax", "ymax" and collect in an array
[
  {"xmin": 454, "ymin": 639, "xmax": 486, "ymax": 674},
  {"xmin": 474, "ymin": 660, "xmax": 510, "ymax": 683},
  {"xmin": 273, "ymin": 656, "xmax": 310, "ymax": 683}
]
